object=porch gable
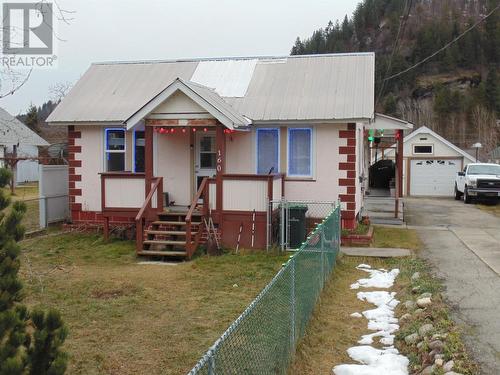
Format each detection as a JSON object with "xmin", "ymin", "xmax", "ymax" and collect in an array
[{"xmin": 124, "ymin": 78, "xmax": 251, "ymax": 131}]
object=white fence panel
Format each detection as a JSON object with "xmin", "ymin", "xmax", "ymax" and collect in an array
[{"xmin": 39, "ymin": 165, "xmax": 69, "ymax": 228}]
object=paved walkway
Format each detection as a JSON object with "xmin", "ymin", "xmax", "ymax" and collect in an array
[
  {"xmin": 405, "ymin": 198, "xmax": 500, "ymax": 375},
  {"xmin": 340, "ymin": 247, "xmax": 412, "ymax": 258}
]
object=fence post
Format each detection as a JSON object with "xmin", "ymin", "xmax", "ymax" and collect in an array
[
  {"xmin": 208, "ymin": 352, "xmax": 215, "ymax": 375},
  {"xmin": 280, "ymin": 199, "xmax": 285, "ymax": 252},
  {"xmin": 320, "ymin": 229, "xmax": 325, "ymax": 285},
  {"xmin": 290, "ymin": 257, "xmax": 296, "ymax": 350}
]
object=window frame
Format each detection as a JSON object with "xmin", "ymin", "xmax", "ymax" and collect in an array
[
  {"xmin": 287, "ymin": 127, "xmax": 313, "ymax": 178},
  {"xmin": 255, "ymin": 128, "xmax": 280, "ymax": 175},
  {"xmin": 104, "ymin": 128, "xmax": 126, "ymax": 172},
  {"xmin": 413, "ymin": 144, "xmax": 434, "ymax": 155},
  {"xmin": 132, "ymin": 130, "xmax": 145, "ymax": 173}
]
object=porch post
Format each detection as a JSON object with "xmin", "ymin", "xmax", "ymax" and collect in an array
[
  {"xmin": 395, "ymin": 129, "xmax": 404, "ymax": 218},
  {"xmin": 215, "ymin": 123, "xmax": 226, "ymax": 223},
  {"xmin": 397, "ymin": 130, "xmax": 404, "ymax": 198},
  {"xmin": 145, "ymin": 125, "xmax": 154, "ymax": 195}
]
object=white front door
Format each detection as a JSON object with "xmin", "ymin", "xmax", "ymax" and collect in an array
[
  {"xmin": 410, "ymin": 159, "xmax": 461, "ymax": 196},
  {"xmin": 195, "ymin": 132, "xmax": 217, "ymax": 189}
]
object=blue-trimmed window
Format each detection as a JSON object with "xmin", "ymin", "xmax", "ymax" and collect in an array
[
  {"xmin": 133, "ymin": 130, "xmax": 145, "ymax": 172},
  {"xmin": 288, "ymin": 128, "xmax": 312, "ymax": 177},
  {"xmin": 256, "ymin": 128, "xmax": 279, "ymax": 174},
  {"xmin": 105, "ymin": 128, "xmax": 125, "ymax": 171}
]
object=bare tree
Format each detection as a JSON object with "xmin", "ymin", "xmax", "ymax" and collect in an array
[
  {"xmin": 49, "ymin": 81, "xmax": 73, "ymax": 102},
  {"xmin": 471, "ymin": 105, "xmax": 499, "ymax": 161}
]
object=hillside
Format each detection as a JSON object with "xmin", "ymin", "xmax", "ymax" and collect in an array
[{"xmin": 291, "ymin": 0, "xmax": 500, "ymax": 159}]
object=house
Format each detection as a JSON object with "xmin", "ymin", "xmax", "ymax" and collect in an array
[
  {"xmin": 383, "ymin": 126, "xmax": 476, "ymax": 196},
  {"xmin": 0, "ymin": 107, "xmax": 49, "ymax": 184},
  {"xmin": 46, "ymin": 53, "xmax": 379, "ymax": 256}
]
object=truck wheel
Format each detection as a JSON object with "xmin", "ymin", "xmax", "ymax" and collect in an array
[
  {"xmin": 464, "ymin": 187, "xmax": 472, "ymax": 204},
  {"xmin": 454, "ymin": 184, "xmax": 462, "ymax": 200}
]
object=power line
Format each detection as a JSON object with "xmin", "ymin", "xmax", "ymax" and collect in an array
[
  {"xmin": 376, "ymin": 0, "xmax": 413, "ymax": 105},
  {"xmin": 384, "ymin": 2, "xmax": 500, "ymax": 82}
]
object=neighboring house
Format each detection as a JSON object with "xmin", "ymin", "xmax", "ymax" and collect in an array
[
  {"xmin": 0, "ymin": 107, "xmax": 49, "ymax": 184},
  {"xmin": 384, "ymin": 126, "xmax": 476, "ymax": 197},
  {"xmin": 46, "ymin": 53, "xmax": 378, "ymax": 255}
]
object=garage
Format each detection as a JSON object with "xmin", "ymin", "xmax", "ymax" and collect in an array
[
  {"xmin": 410, "ymin": 159, "xmax": 461, "ymax": 196},
  {"xmin": 383, "ymin": 126, "xmax": 476, "ymax": 197}
]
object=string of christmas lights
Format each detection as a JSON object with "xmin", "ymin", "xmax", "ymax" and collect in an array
[{"xmin": 152, "ymin": 127, "xmax": 236, "ymax": 134}]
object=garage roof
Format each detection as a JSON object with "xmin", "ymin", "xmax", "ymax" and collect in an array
[{"xmin": 386, "ymin": 126, "xmax": 476, "ymax": 162}]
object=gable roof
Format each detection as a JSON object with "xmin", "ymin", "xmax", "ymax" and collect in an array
[
  {"xmin": 0, "ymin": 108, "xmax": 49, "ymax": 146},
  {"xmin": 47, "ymin": 53, "xmax": 375, "ymax": 125},
  {"xmin": 125, "ymin": 78, "xmax": 251, "ymax": 130},
  {"xmin": 366, "ymin": 113, "xmax": 414, "ymax": 130},
  {"xmin": 386, "ymin": 126, "xmax": 476, "ymax": 162}
]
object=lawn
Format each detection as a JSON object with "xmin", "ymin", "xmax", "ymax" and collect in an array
[
  {"xmin": 19, "ymin": 233, "xmax": 288, "ymax": 375},
  {"xmin": 2, "ymin": 182, "xmax": 40, "ymax": 232},
  {"xmin": 372, "ymin": 226, "xmax": 421, "ymax": 250}
]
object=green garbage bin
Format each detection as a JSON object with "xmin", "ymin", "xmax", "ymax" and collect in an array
[{"xmin": 287, "ymin": 205, "xmax": 308, "ymax": 248}]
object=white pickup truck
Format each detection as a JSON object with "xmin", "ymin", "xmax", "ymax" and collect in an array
[{"xmin": 455, "ymin": 163, "xmax": 500, "ymax": 203}]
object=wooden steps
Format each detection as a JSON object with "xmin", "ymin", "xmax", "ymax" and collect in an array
[{"xmin": 140, "ymin": 209, "xmax": 204, "ymax": 259}]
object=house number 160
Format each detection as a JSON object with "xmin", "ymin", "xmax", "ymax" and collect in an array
[{"xmin": 216, "ymin": 149, "xmax": 223, "ymax": 172}]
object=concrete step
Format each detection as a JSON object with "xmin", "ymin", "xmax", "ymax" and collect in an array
[{"xmin": 137, "ymin": 250, "xmax": 187, "ymax": 257}]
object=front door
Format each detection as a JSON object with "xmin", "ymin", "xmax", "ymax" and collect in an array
[{"xmin": 195, "ymin": 132, "xmax": 217, "ymax": 189}]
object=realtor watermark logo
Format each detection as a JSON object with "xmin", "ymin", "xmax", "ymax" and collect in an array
[{"xmin": 1, "ymin": 2, "xmax": 57, "ymax": 68}]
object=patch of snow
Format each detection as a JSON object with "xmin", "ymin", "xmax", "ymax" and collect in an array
[
  {"xmin": 333, "ymin": 265, "xmax": 409, "ymax": 375},
  {"xmin": 350, "ymin": 267, "xmax": 400, "ymax": 289},
  {"xmin": 333, "ymin": 346, "xmax": 409, "ymax": 375},
  {"xmin": 356, "ymin": 264, "xmax": 372, "ymax": 269},
  {"xmin": 350, "ymin": 312, "xmax": 362, "ymax": 318},
  {"xmin": 357, "ymin": 291, "xmax": 399, "ymax": 346}
]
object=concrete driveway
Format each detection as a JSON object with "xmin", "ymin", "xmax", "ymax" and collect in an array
[{"xmin": 405, "ymin": 198, "xmax": 500, "ymax": 375}]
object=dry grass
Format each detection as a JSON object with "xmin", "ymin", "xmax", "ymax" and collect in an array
[
  {"xmin": 289, "ymin": 256, "xmax": 402, "ymax": 374},
  {"xmin": 477, "ymin": 201, "xmax": 500, "ymax": 217},
  {"xmin": 19, "ymin": 233, "xmax": 288, "ymax": 375},
  {"xmin": 372, "ymin": 226, "xmax": 421, "ymax": 250},
  {"xmin": 2, "ymin": 182, "xmax": 40, "ymax": 232}
]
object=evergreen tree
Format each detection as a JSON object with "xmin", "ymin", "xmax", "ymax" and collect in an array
[
  {"xmin": 24, "ymin": 104, "xmax": 39, "ymax": 133},
  {"xmin": 485, "ymin": 0, "xmax": 500, "ymax": 64},
  {"xmin": 0, "ymin": 167, "xmax": 68, "ymax": 375},
  {"xmin": 485, "ymin": 67, "xmax": 500, "ymax": 117}
]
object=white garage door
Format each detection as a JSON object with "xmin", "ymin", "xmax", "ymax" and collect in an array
[{"xmin": 410, "ymin": 159, "xmax": 461, "ymax": 196}]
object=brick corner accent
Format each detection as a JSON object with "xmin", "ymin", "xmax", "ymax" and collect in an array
[{"xmin": 338, "ymin": 124, "xmax": 358, "ymax": 230}]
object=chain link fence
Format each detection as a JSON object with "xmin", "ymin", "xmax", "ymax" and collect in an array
[
  {"xmin": 267, "ymin": 199, "xmax": 338, "ymax": 251},
  {"xmin": 187, "ymin": 203, "xmax": 341, "ymax": 375}
]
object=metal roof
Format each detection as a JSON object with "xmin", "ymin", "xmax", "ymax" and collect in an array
[
  {"xmin": 47, "ymin": 53, "xmax": 375, "ymax": 125},
  {"xmin": 366, "ymin": 113, "xmax": 414, "ymax": 130},
  {"xmin": 0, "ymin": 107, "xmax": 49, "ymax": 146}
]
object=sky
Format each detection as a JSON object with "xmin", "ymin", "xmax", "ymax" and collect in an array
[{"xmin": 0, "ymin": 0, "xmax": 359, "ymax": 115}]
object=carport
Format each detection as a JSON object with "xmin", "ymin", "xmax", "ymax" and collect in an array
[{"xmin": 365, "ymin": 114, "xmax": 413, "ymax": 221}]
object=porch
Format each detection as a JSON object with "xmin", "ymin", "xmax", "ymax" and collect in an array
[{"xmin": 100, "ymin": 118, "xmax": 284, "ymax": 258}]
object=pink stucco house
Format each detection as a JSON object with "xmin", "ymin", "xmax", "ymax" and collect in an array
[{"xmin": 47, "ymin": 53, "xmax": 377, "ymax": 257}]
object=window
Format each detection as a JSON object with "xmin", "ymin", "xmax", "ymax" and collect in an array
[
  {"xmin": 133, "ymin": 131, "xmax": 145, "ymax": 172},
  {"xmin": 105, "ymin": 128, "xmax": 125, "ymax": 171},
  {"xmin": 256, "ymin": 128, "xmax": 279, "ymax": 174},
  {"xmin": 199, "ymin": 135, "xmax": 217, "ymax": 169},
  {"xmin": 413, "ymin": 145, "xmax": 433, "ymax": 155},
  {"xmin": 288, "ymin": 128, "xmax": 312, "ymax": 177}
]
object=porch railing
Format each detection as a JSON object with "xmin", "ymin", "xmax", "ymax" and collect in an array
[
  {"xmin": 185, "ymin": 177, "xmax": 209, "ymax": 258},
  {"xmin": 135, "ymin": 177, "xmax": 164, "ymax": 253}
]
